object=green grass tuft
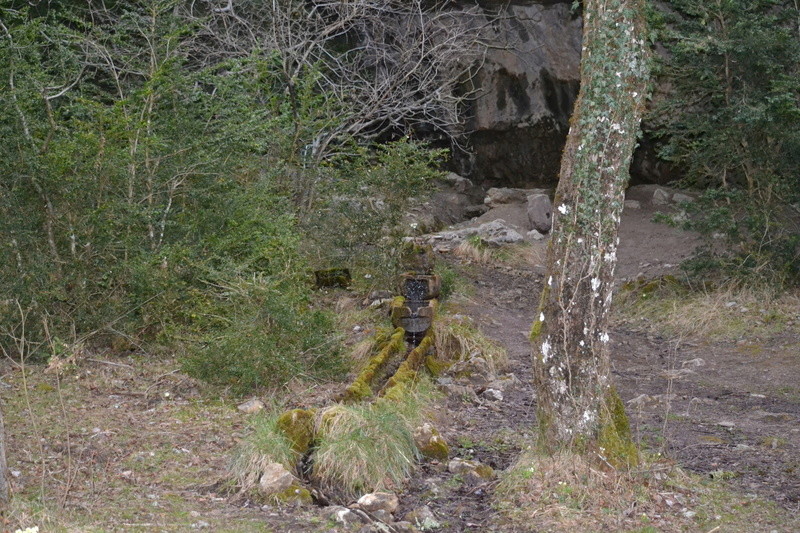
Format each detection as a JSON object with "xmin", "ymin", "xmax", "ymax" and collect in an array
[
  {"xmin": 312, "ymin": 378, "xmax": 438, "ymax": 500},
  {"xmin": 231, "ymin": 410, "xmax": 300, "ymax": 489}
]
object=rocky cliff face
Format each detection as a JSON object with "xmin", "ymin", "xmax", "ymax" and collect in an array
[
  {"xmin": 450, "ymin": 1, "xmax": 674, "ymax": 187},
  {"xmin": 454, "ymin": 0, "xmax": 582, "ymax": 186}
]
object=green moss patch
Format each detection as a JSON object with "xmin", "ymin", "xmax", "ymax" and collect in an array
[
  {"xmin": 340, "ymin": 327, "xmax": 406, "ymax": 403},
  {"xmin": 276, "ymin": 408, "xmax": 317, "ymax": 456}
]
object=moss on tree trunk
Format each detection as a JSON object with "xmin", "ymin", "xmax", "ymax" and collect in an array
[{"xmin": 532, "ymin": 0, "xmax": 650, "ymax": 455}]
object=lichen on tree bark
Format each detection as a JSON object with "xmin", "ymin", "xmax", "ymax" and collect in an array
[{"xmin": 531, "ymin": 0, "xmax": 650, "ymax": 450}]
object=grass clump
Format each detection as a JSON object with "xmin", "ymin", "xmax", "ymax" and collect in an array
[
  {"xmin": 495, "ymin": 449, "xmax": 800, "ymax": 532},
  {"xmin": 615, "ymin": 280, "xmax": 800, "ymax": 341},
  {"xmin": 312, "ymin": 378, "xmax": 438, "ymax": 500},
  {"xmin": 453, "ymin": 236, "xmax": 495, "ymax": 264},
  {"xmin": 433, "ymin": 312, "xmax": 508, "ymax": 374},
  {"xmin": 231, "ymin": 410, "xmax": 301, "ymax": 489},
  {"xmin": 496, "ymin": 450, "xmax": 649, "ymax": 531}
]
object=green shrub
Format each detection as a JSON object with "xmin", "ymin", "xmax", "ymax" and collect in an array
[
  {"xmin": 182, "ymin": 278, "xmax": 343, "ymax": 392},
  {"xmin": 301, "ymin": 139, "xmax": 445, "ymax": 289}
]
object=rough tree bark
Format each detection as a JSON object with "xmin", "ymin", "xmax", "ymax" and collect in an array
[
  {"xmin": 531, "ymin": 0, "xmax": 650, "ymax": 451},
  {"xmin": 0, "ymin": 404, "xmax": 9, "ymax": 510}
]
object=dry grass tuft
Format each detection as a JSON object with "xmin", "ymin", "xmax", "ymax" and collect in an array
[
  {"xmin": 346, "ymin": 327, "xmax": 392, "ymax": 367},
  {"xmin": 433, "ymin": 313, "xmax": 508, "ymax": 374},
  {"xmin": 495, "ymin": 449, "xmax": 799, "ymax": 532},
  {"xmin": 453, "ymin": 238, "xmax": 495, "ymax": 264},
  {"xmin": 230, "ymin": 410, "xmax": 299, "ymax": 489},
  {"xmin": 616, "ymin": 282, "xmax": 800, "ymax": 341}
]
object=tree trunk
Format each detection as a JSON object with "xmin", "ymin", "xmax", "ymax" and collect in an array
[
  {"xmin": 531, "ymin": 0, "xmax": 650, "ymax": 450},
  {"xmin": 0, "ymin": 404, "xmax": 10, "ymax": 510}
]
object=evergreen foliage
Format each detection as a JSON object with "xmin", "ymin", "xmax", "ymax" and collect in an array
[
  {"xmin": 0, "ymin": 1, "xmax": 439, "ymax": 389},
  {"xmin": 649, "ymin": 0, "xmax": 800, "ymax": 286}
]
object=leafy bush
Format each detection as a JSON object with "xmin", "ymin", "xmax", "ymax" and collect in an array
[
  {"xmin": 301, "ymin": 139, "xmax": 445, "ymax": 288},
  {"xmin": 182, "ymin": 279, "xmax": 343, "ymax": 392},
  {"xmin": 0, "ymin": 1, "xmax": 447, "ymax": 392}
]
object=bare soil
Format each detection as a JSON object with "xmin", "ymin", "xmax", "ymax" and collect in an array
[{"xmin": 3, "ymin": 200, "xmax": 799, "ymax": 532}]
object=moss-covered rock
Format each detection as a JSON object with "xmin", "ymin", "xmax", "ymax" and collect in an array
[
  {"xmin": 273, "ymin": 484, "xmax": 314, "ymax": 506},
  {"xmin": 400, "ymin": 242, "xmax": 436, "ymax": 274},
  {"xmin": 276, "ymin": 408, "xmax": 317, "ymax": 456},
  {"xmin": 423, "ymin": 354, "xmax": 451, "ymax": 376},
  {"xmin": 448, "ymin": 457, "xmax": 495, "ymax": 483},
  {"xmin": 314, "ymin": 268, "xmax": 352, "ymax": 288},
  {"xmin": 414, "ymin": 423, "xmax": 449, "ymax": 462},
  {"xmin": 341, "ymin": 328, "xmax": 406, "ymax": 403},
  {"xmin": 381, "ymin": 331, "xmax": 434, "ymax": 399}
]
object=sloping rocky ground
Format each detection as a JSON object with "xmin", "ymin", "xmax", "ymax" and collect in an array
[{"xmin": 3, "ymin": 183, "xmax": 798, "ymax": 532}]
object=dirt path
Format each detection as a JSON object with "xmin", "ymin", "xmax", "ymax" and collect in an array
[
  {"xmin": 398, "ymin": 254, "xmax": 799, "ymax": 532},
  {"xmin": 399, "ymin": 262, "xmax": 542, "ymax": 532}
]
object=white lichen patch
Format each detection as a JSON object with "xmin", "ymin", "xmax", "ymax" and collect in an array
[{"xmin": 542, "ymin": 340, "xmax": 552, "ymax": 362}]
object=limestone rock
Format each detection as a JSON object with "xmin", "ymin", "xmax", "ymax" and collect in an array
[
  {"xmin": 652, "ymin": 188, "xmax": 670, "ymax": 205},
  {"xmin": 443, "ymin": 172, "xmax": 474, "ymax": 194},
  {"xmin": 476, "ymin": 204, "xmax": 533, "ymax": 233},
  {"xmin": 484, "ymin": 187, "xmax": 529, "ymax": 207},
  {"xmin": 447, "ymin": 458, "xmax": 495, "ymax": 483},
  {"xmin": 527, "ymin": 229, "xmax": 546, "ymax": 241},
  {"xmin": 237, "ymin": 398, "xmax": 265, "ymax": 414},
  {"xmin": 439, "ymin": 383, "xmax": 479, "ymax": 403},
  {"xmin": 526, "ymin": 193, "xmax": 553, "ymax": 233},
  {"xmin": 487, "ymin": 373, "xmax": 520, "ymax": 393},
  {"xmin": 413, "ymin": 423, "xmax": 449, "ymax": 461},
  {"xmin": 425, "ymin": 219, "xmax": 526, "ymax": 251},
  {"xmin": 447, "ymin": 356, "xmax": 494, "ymax": 387},
  {"xmin": 403, "ymin": 505, "xmax": 441, "ymax": 530},
  {"xmin": 258, "ymin": 463, "xmax": 295, "ymax": 495},
  {"xmin": 326, "ymin": 505, "xmax": 369, "ymax": 526},
  {"xmin": 480, "ymin": 388, "xmax": 503, "ymax": 402},
  {"xmin": 483, "ymin": 226, "xmax": 524, "ymax": 246},
  {"xmin": 356, "ymin": 491, "xmax": 400, "ymax": 515}
]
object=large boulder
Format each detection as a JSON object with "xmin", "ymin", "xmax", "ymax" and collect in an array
[
  {"xmin": 526, "ymin": 193, "xmax": 553, "ymax": 233},
  {"xmin": 452, "ymin": 1, "xmax": 582, "ymax": 185}
]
